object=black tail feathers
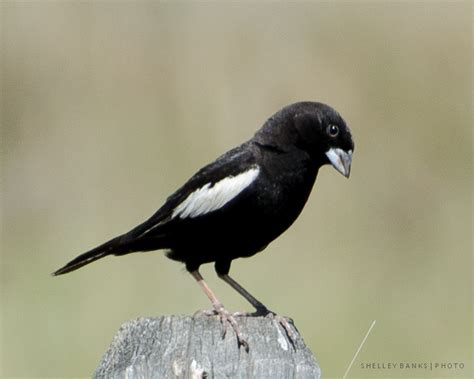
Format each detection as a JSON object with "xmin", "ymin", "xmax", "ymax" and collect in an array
[
  {"xmin": 52, "ymin": 234, "xmax": 169, "ymax": 276},
  {"xmin": 52, "ymin": 236, "xmax": 124, "ymax": 276}
]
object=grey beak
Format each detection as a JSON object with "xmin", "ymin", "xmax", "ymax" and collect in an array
[{"xmin": 325, "ymin": 148, "xmax": 352, "ymax": 178}]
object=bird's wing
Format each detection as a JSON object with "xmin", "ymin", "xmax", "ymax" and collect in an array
[{"xmin": 124, "ymin": 143, "xmax": 258, "ymax": 240}]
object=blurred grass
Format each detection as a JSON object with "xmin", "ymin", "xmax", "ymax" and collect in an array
[{"xmin": 1, "ymin": 2, "xmax": 472, "ymax": 378}]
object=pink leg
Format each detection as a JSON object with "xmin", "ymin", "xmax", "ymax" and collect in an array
[{"xmin": 190, "ymin": 270, "xmax": 249, "ymax": 351}]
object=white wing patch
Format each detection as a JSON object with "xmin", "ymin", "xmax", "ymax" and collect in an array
[{"xmin": 172, "ymin": 165, "xmax": 260, "ymax": 219}]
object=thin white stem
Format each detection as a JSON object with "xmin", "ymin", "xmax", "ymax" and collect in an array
[{"xmin": 342, "ymin": 320, "xmax": 377, "ymax": 379}]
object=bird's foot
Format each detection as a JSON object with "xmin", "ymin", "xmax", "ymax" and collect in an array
[
  {"xmin": 236, "ymin": 306, "xmax": 298, "ymax": 348},
  {"xmin": 197, "ymin": 304, "xmax": 249, "ymax": 352},
  {"xmin": 265, "ymin": 312, "xmax": 297, "ymax": 345}
]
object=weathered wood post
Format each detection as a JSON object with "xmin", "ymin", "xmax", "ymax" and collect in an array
[{"xmin": 93, "ymin": 315, "xmax": 321, "ymax": 378}]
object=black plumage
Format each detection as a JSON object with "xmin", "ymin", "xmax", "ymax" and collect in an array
[{"xmin": 53, "ymin": 101, "xmax": 354, "ymax": 350}]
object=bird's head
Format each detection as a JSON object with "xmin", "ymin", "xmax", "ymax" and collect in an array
[{"xmin": 255, "ymin": 101, "xmax": 354, "ymax": 177}]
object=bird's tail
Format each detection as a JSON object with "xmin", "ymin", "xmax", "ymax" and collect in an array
[
  {"xmin": 52, "ymin": 233, "xmax": 168, "ymax": 276},
  {"xmin": 52, "ymin": 236, "xmax": 125, "ymax": 276}
]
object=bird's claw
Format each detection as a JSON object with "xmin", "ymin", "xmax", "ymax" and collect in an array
[
  {"xmin": 197, "ymin": 309, "xmax": 218, "ymax": 317},
  {"xmin": 197, "ymin": 305, "xmax": 249, "ymax": 352},
  {"xmin": 233, "ymin": 307, "xmax": 297, "ymax": 349},
  {"xmin": 265, "ymin": 312, "xmax": 297, "ymax": 346}
]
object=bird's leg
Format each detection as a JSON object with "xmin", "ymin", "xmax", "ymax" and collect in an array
[
  {"xmin": 218, "ymin": 273, "xmax": 269, "ymax": 315},
  {"xmin": 218, "ymin": 273, "xmax": 297, "ymax": 343},
  {"xmin": 190, "ymin": 270, "xmax": 249, "ymax": 351}
]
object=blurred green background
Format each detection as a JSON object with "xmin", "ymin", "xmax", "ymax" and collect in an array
[{"xmin": 1, "ymin": 2, "xmax": 471, "ymax": 378}]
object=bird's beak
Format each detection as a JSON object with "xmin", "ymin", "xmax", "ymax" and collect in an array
[{"xmin": 325, "ymin": 148, "xmax": 352, "ymax": 178}]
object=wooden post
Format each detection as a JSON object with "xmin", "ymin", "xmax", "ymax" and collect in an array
[{"xmin": 93, "ymin": 315, "xmax": 321, "ymax": 378}]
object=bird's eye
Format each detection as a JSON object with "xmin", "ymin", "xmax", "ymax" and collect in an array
[{"xmin": 327, "ymin": 125, "xmax": 339, "ymax": 137}]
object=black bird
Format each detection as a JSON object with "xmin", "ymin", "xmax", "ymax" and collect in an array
[{"xmin": 53, "ymin": 101, "xmax": 354, "ymax": 349}]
